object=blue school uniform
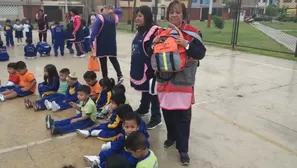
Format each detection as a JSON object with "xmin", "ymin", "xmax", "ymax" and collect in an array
[
  {"xmin": 99, "ymin": 130, "xmax": 150, "ymax": 168},
  {"xmin": 36, "ymin": 42, "xmax": 51, "ymax": 55},
  {"xmin": 24, "ymin": 44, "xmax": 37, "ymax": 57},
  {"xmin": 14, "ymin": 24, "xmax": 23, "ymax": 38},
  {"xmin": 50, "ymin": 24, "xmax": 56, "ymax": 44},
  {"xmin": 89, "ymin": 109, "xmax": 122, "ymax": 141},
  {"xmin": 54, "ymin": 81, "xmax": 80, "ymax": 110},
  {"xmin": 38, "ymin": 76, "xmax": 60, "ymax": 97},
  {"xmin": 83, "ymin": 26, "xmax": 91, "ymax": 52},
  {"xmin": 96, "ymin": 89, "xmax": 112, "ymax": 111},
  {"xmin": 0, "ymin": 46, "xmax": 9, "ymax": 61},
  {"xmin": 4, "ymin": 25, "xmax": 14, "ymax": 46},
  {"xmin": 52, "ymin": 25, "xmax": 65, "ymax": 56}
]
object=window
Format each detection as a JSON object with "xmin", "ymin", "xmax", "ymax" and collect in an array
[{"xmin": 140, "ymin": 0, "xmax": 152, "ymax": 2}]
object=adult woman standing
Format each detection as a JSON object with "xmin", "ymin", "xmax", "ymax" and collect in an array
[
  {"xmin": 90, "ymin": 5, "xmax": 124, "ymax": 83},
  {"xmin": 35, "ymin": 9, "xmax": 48, "ymax": 42},
  {"xmin": 154, "ymin": 0, "xmax": 206, "ymax": 165},
  {"xmin": 66, "ymin": 8, "xmax": 85, "ymax": 57},
  {"xmin": 130, "ymin": 6, "xmax": 162, "ymax": 129}
]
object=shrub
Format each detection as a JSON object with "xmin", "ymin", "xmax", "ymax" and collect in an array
[{"xmin": 213, "ymin": 16, "xmax": 224, "ymax": 32}]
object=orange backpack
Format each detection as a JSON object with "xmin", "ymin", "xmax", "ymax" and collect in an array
[{"xmin": 151, "ymin": 24, "xmax": 187, "ymax": 72}]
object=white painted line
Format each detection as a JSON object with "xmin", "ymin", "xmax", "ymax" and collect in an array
[
  {"xmin": 0, "ymin": 133, "xmax": 76, "ymax": 155},
  {"xmin": 235, "ymin": 58, "xmax": 297, "ymax": 72}
]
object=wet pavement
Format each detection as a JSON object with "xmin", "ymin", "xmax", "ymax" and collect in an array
[{"xmin": 0, "ymin": 31, "xmax": 297, "ymax": 168}]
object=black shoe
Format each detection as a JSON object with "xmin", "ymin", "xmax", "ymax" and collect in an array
[
  {"xmin": 164, "ymin": 140, "xmax": 175, "ymax": 148},
  {"xmin": 180, "ymin": 153, "xmax": 190, "ymax": 165},
  {"xmin": 147, "ymin": 120, "xmax": 162, "ymax": 130},
  {"xmin": 45, "ymin": 114, "xmax": 53, "ymax": 130},
  {"xmin": 51, "ymin": 125, "xmax": 59, "ymax": 135}
]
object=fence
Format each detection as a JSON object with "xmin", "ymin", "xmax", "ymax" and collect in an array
[{"xmin": 117, "ymin": 0, "xmax": 297, "ymax": 57}]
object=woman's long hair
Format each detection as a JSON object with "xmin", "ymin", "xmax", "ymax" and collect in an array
[
  {"xmin": 44, "ymin": 64, "xmax": 59, "ymax": 86},
  {"xmin": 135, "ymin": 5, "xmax": 154, "ymax": 33}
]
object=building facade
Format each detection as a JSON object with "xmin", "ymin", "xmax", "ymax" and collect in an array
[{"xmin": 278, "ymin": 0, "xmax": 297, "ymax": 8}]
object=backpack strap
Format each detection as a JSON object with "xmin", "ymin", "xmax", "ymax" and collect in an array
[{"xmin": 182, "ymin": 30, "xmax": 203, "ymax": 43}]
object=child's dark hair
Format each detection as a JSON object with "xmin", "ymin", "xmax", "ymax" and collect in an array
[
  {"xmin": 112, "ymin": 84, "xmax": 126, "ymax": 94},
  {"xmin": 122, "ymin": 112, "xmax": 141, "ymax": 126},
  {"xmin": 15, "ymin": 19, "xmax": 21, "ymax": 23},
  {"xmin": 44, "ymin": 64, "xmax": 59, "ymax": 86},
  {"xmin": 100, "ymin": 8, "xmax": 104, "ymax": 13},
  {"xmin": 99, "ymin": 77, "xmax": 115, "ymax": 91},
  {"xmin": 77, "ymin": 85, "xmax": 91, "ymax": 95},
  {"xmin": 16, "ymin": 61, "xmax": 27, "ymax": 69},
  {"xmin": 116, "ymin": 104, "xmax": 133, "ymax": 119},
  {"xmin": 83, "ymin": 71, "xmax": 97, "ymax": 80},
  {"xmin": 26, "ymin": 39, "xmax": 32, "ymax": 44},
  {"xmin": 125, "ymin": 131, "xmax": 147, "ymax": 151},
  {"xmin": 60, "ymin": 68, "xmax": 70, "ymax": 75},
  {"xmin": 106, "ymin": 154, "xmax": 130, "ymax": 168},
  {"xmin": 166, "ymin": 0, "xmax": 188, "ymax": 21},
  {"xmin": 62, "ymin": 165, "xmax": 75, "ymax": 168},
  {"xmin": 54, "ymin": 21, "xmax": 60, "ymax": 25},
  {"xmin": 6, "ymin": 19, "xmax": 11, "ymax": 23},
  {"xmin": 0, "ymin": 40, "xmax": 3, "ymax": 47},
  {"xmin": 7, "ymin": 62, "xmax": 17, "ymax": 69},
  {"xmin": 111, "ymin": 93, "xmax": 126, "ymax": 106},
  {"xmin": 70, "ymin": 8, "xmax": 79, "ymax": 15},
  {"xmin": 81, "ymin": 19, "xmax": 86, "ymax": 26}
]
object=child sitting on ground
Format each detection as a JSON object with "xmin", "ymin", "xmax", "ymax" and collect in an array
[
  {"xmin": 83, "ymin": 71, "xmax": 101, "ymax": 101},
  {"xmin": 0, "ymin": 62, "xmax": 20, "ymax": 92},
  {"xmin": 95, "ymin": 77, "xmax": 115, "ymax": 116},
  {"xmin": 24, "ymin": 39, "xmax": 37, "ymax": 59},
  {"xmin": 36, "ymin": 41, "xmax": 51, "ymax": 57},
  {"xmin": 25, "ymin": 68, "xmax": 70, "ymax": 111},
  {"xmin": 0, "ymin": 40, "xmax": 9, "ymax": 61},
  {"xmin": 44, "ymin": 72, "xmax": 80, "ymax": 112},
  {"xmin": 125, "ymin": 131, "xmax": 158, "ymax": 168},
  {"xmin": 76, "ymin": 93, "xmax": 126, "ymax": 140},
  {"xmin": 45, "ymin": 85, "xmax": 97, "ymax": 135},
  {"xmin": 83, "ymin": 111, "xmax": 150, "ymax": 168},
  {"xmin": 97, "ymin": 83, "xmax": 126, "ymax": 119},
  {"xmin": 0, "ymin": 61, "xmax": 36, "ymax": 101},
  {"xmin": 38, "ymin": 64, "xmax": 60, "ymax": 97}
]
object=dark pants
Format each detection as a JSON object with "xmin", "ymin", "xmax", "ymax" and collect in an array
[
  {"xmin": 54, "ymin": 113, "xmax": 94, "ymax": 134},
  {"xmin": 74, "ymin": 42, "xmax": 84, "ymax": 56},
  {"xmin": 162, "ymin": 107, "xmax": 192, "ymax": 153},
  {"xmin": 140, "ymin": 92, "xmax": 161, "ymax": 122},
  {"xmin": 38, "ymin": 31, "xmax": 47, "ymax": 42},
  {"xmin": 54, "ymin": 42, "xmax": 65, "ymax": 56},
  {"xmin": 99, "ymin": 57, "xmax": 123, "ymax": 78},
  {"xmin": 5, "ymin": 34, "xmax": 14, "ymax": 46}
]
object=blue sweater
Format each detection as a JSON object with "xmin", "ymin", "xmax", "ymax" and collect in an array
[
  {"xmin": 24, "ymin": 44, "xmax": 37, "ymax": 57},
  {"xmin": 4, "ymin": 25, "xmax": 13, "ymax": 36},
  {"xmin": 0, "ymin": 46, "xmax": 9, "ymax": 61},
  {"xmin": 83, "ymin": 26, "xmax": 90, "ymax": 38},
  {"xmin": 52, "ymin": 25, "xmax": 65, "ymax": 41},
  {"xmin": 38, "ymin": 76, "xmax": 60, "ymax": 96},
  {"xmin": 65, "ymin": 81, "xmax": 80, "ymax": 102},
  {"xmin": 36, "ymin": 42, "xmax": 51, "ymax": 53}
]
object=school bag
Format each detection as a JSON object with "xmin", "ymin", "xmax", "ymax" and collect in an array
[{"xmin": 151, "ymin": 23, "xmax": 202, "ymax": 73}]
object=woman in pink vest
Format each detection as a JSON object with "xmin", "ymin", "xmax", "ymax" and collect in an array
[{"xmin": 153, "ymin": 0, "xmax": 206, "ymax": 165}]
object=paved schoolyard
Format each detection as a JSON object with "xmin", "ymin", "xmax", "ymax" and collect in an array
[{"xmin": 0, "ymin": 31, "xmax": 297, "ymax": 168}]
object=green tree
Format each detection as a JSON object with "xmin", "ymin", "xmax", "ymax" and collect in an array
[
  {"xmin": 265, "ymin": 5, "xmax": 278, "ymax": 17},
  {"xmin": 213, "ymin": 16, "xmax": 224, "ymax": 32}
]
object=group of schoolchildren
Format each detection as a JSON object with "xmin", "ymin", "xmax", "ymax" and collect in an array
[
  {"xmin": 0, "ymin": 61, "xmax": 158, "ymax": 168},
  {"xmin": 0, "ymin": 18, "xmax": 91, "ymax": 61}
]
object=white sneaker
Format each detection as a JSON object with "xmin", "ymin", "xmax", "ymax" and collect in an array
[
  {"xmin": 101, "ymin": 142, "xmax": 111, "ymax": 151},
  {"xmin": 90, "ymin": 130, "xmax": 102, "ymax": 137},
  {"xmin": 83, "ymin": 156, "xmax": 100, "ymax": 167},
  {"xmin": 76, "ymin": 129, "xmax": 90, "ymax": 138},
  {"xmin": 0, "ymin": 94, "xmax": 5, "ymax": 101},
  {"xmin": 44, "ymin": 100, "xmax": 52, "ymax": 110},
  {"xmin": 51, "ymin": 101, "xmax": 60, "ymax": 112}
]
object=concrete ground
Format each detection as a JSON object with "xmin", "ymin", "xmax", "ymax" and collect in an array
[{"xmin": 0, "ymin": 31, "xmax": 297, "ymax": 168}]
